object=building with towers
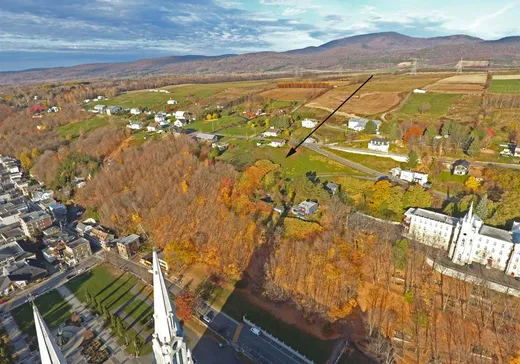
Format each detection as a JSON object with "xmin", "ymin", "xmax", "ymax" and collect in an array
[
  {"xmin": 404, "ymin": 202, "xmax": 520, "ymax": 277},
  {"xmin": 152, "ymin": 249, "xmax": 192, "ymax": 364}
]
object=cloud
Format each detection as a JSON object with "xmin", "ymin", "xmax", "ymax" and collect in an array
[{"xmin": 282, "ymin": 8, "xmax": 307, "ymax": 16}]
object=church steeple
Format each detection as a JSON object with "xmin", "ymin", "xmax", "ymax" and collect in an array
[
  {"xmin": 151, "ymin": 249, "xmax": 192, "ymax": 364},
  {"xmin": 465, "ymin": 201, "xmax": 474, "ymax": 223},
  {"xmin": 33, "ymin": 303, "xmax": 67, "ymax": 364}
]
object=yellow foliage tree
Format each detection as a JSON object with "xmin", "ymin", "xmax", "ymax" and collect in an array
[
  {"xmin": 328, "ymin": 298, "xmax": 358, "ymax": 321},
  {"xmin": 181, "ymin": 180, "xmax": 189, "ymax": 193},
  {"xmin": 465, "ymin": 176, "xmax": 480, "ymax": 191},
  {"xmin": 19, "ymin": 151, "xmax": 32, "ymax": 170}
]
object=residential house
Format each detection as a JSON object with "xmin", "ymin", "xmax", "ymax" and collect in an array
[
  {"xmin": 175, "ymin": 111, "xmax": 193, "ymax": 120},
  {"xmin": 1, "ymin": 227, "xmax": 25, "ymax": 243},
  {"xmin": 96, "ymin": 96, "xmax": 105, "ymax": 100},
  {"xmin": 63, "ymin": 238, "xmax": 92, "ymax": 266},
  {"xmin": 212, "ymin": 142, "xmax": 229, "ymax": 152},
  {"xmin": 48, "ymin": 203, "xmax": 67, "ymax": 219},
  {"xmin": 196, "ymin": 133, "xmax": 218, "ymax": 143},
  {"xmin": 47, "ymin": 106, "xmax": 59, "ymax": 113},
  {"xmin": 391, "ymin": 167, "xmax": 429, "ymax": 186},
  {"xmin": 263, "ymin": 127, "xmax": 281, "ymax": 137},
  {"xmin": 296, "ymin": 201, "xmax": 319, "ymax": 216},
  {"xmin": 127, "ymin": 121, "xmax": 143, "ymax": 130},
  {"xmin": 452, "ymin": 160, "xmax": 471, "ymax": 176},
  {"xmin": 0, "ymin": 242, "xmax": 35, "ymax": 268},
  {"xmin": 167, "ymin": 99, "xmax": 178, "ymax": 105},
  {"xmin": 1, "ymin": 260, "xmax": 47, "ymax": 290},
  {"xmin": 174, "ymin": 119, "xmax": 188, "ymax": 128},
  {"xmin": 117, "ymin": 234, "xmax": 141, "ymax": 259},
  {"xmin": 93, "ymin": 105, "xmax": 106, "ymax": 113},
  {"xmin": 88, "ymin": 228, "xmax": 114, "ymax": 250},
  {"xmin": 268, "ymin": 139, "xmax": 286, "ymax": 148},
  {"xmin": 368, "ymin": 138, "xmax": 390, "ymax": 152},
  {"xmin": 347, "ymin": 117, "xmax": 381, "ymax": 132},
  {"xmin": 76, "ymin": 221, "xmax": 93, "ymax": 235},
  {"xmin": 413, "ymin": 89, "xmax": 427, "ymax": 94},
  {"xmin": 31, "ymin": 189, "xmax": 54, "ymax": 202},
  {"xmin": 20, "ymin": 211, "xmax": 53, "ymax": 238},
  {"xmin": 147, "ymin": 123, "xmax": 158, "ymax": 132},
  {"xmin": 324, "ymin": 182, "xmax": 339, "ymax": 195},
  {"xmin": 154, "ymin": 114, "xmax": 166, "ymax": 123},
  {"xmin": 301, "ymin": 119, "xmax": 317, "ymax": 129},
  {"xmin": 130, "ymin": 108, "xmax": 142, "ymax": 115},
  {"xmin": 106, "ymin": 106, "xmax": 122, "ymax": 115}
]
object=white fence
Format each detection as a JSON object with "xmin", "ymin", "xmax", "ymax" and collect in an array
[{"xmin": 243, "ymin": 316, "xmax": 315, "ymax": 364}]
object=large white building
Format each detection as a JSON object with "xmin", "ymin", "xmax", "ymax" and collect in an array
[{"xmin": 405, "ymin": 203, "xmax": 520, "ymax": 277}]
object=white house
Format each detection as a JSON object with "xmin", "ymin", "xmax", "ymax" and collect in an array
[
  {"xmin": 368, "ymin": 138, "xmax": 390, "ymax": 152},
  {"xmin": 263, "ymin": 127, "xmax": 281, "ymax": 137},
  {"xmin": 127, "ymin": 121, "xmax": 143, "ymax": 130},
  {"xmin": 147, "ymin": 123, "xmax": 158, "ymax": 132},
  {"xmin": 130, "ymin": 108, "xmax": 142, "ymax": 115},
  {"xmin": 174, "ymin": 119, "xmax": 188, "ymax": 128},
  {"xmin": 159, "ymin": 89, "xmax": 170, "ymax": 93},
  {"xmin": 93, "ymin": 105, "xmax": 106, "ymax": 113},
  {"xmin": 413, "ymin": 89, "xmax": 427, "ymax": 94},
  {"xmin": 47, "ymin": 106, "xmax": 59, "ymax": 113},
  {"xmin": 390, "ymin": 167, "xmax": 429, "ymax": 186},
  {"xmin": 301, "ymin": 119, "xmax": 317, "ymax": 129},
  {"xmin": 196, "ymin": 133, "xmax": 218, "ymax": 143},
  {"xmin": 175, "ymin": 111, "xmax": 192, "ymax": 120},
  {"xmin": 347, "ymin": 117, "xmax": 381, "ymax": 132},
  {"xmin": 154, "ymin": 115, "xmax": 166, "ymax": 123},
  {"xmin": 96, "ymin": 95, "xmax": 105, "ymax": 100},
  {"xmin": 167, "ymin": 99, "xmax": 178, "ymax": 105},
  {"xmin": 268, "ymin": 139, "xmax": 286, "ymax": 148}
]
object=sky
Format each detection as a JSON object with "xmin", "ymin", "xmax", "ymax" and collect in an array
[{"xmin": 0, "ymin": 0, "xmax": 518, "ymax": 71}]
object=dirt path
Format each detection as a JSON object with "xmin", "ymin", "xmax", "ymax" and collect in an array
[{"xmin": 381, "ymin": 91, "xmax": 412, "ymax": 122}]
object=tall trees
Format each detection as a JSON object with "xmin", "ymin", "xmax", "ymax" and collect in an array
[{"xmin": 405, "ymin": 150, "xmax": 419, "ymax": 169}]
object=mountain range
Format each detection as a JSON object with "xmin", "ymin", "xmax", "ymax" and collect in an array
[{"xmin": 2, "ymin": 32, "xmax": 520, "ymax": 85}]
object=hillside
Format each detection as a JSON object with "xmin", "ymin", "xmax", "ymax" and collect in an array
[{"xmin": 1, "ymin": 32, "xmax": 520, "ymax": 85}]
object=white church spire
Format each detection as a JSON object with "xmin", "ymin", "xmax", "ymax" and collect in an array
[
  {"xmin": 152, "ymin": 249, "xmax": 192, "ymax": 364},
  {"xmin": 33, "ymin": 303, "xmax": 67, "ymax": 364}
]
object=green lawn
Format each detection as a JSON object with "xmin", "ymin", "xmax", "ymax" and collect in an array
[
  {"xmin": 489, "ymin": 79, "xmax": 520, "ymax": 94},
  {"xmin": 218, "ymin": 124, "xmax": 260, "ymax": 137},
  {"xmin": 188, "ymin": 115, "xmax": 241, "ymax": 133},
  {"xmin": 219, "ymin": 140, "xmax": 367, "ymax": 177},
  {"xmin": 221, "ymin": 289, "xmax": 337, "ymax": 363},
  {"xmin": 400, "ymin": 92, "xmax": 460, "ymax": 116},
  {"xmin": 326, "ymin": 148, "xmax": 400, "ymax": 173},
  {"xmin": 56, "ymin": 115, "xmax": 112, "ymax": 138},
  {"xmin": 11, "ymin": 290, "xmax": 72, "ymax": 338},
  {"xmin": 270, "ymin": 100, "xmax": 294, "ymax": 109}
]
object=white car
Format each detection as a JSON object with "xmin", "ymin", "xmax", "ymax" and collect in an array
[{"xmin": 250, "ymin": 327, "xmax": 261, "ymax": 336}]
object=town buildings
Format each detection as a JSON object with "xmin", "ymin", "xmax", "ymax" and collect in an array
[
  {"xmin": 20, "ymin": 211, "xmax": 53, "ymax": 238},
  {"xmin": 117, "ymin": 234, "xmax": 141, "ymax": 259},
  {"xmin": 404, "ymin": 203, "xmax": 520, "ymax": 277}
]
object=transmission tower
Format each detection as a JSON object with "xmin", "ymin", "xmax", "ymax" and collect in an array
[
  {"xmin": 411, "ymin": 59, "xmax": 417, "ymax": 75},
  {"xmin": 456, "ymin": 58, "xmax": 463, "ymax": 73}
]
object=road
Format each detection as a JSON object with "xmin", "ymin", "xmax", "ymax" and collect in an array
[
  {"xmin": 1, "ymin": 254, "xmax": 102, "ymax": 312},
  {"xmin": 106, "ymin": 251, "xmax": 309, "ymax": 364}
]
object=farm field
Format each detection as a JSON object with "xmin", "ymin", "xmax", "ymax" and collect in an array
[
  {"xmin": 492, "ymin": 75, "xmax": 520, "ymax": 80},
  {"xmin": 219, "ymin": 139, "xmax": 368, "ymax": 177},
  {"xmin": 11, "ymin": 289, "xmax": 72, "ymax": 337},
  {"xmin": 489, "ymin": 79, "xmax": 520, "ymax": 94},
  {"xmin": 308, "ymin": 90, "xmax": 401, "ymax": 115},
  {"xmin": 425, "ymin": 73, "xmax": 486, "ymax": 94},
  {"xmin": 259, "ymin": 88, "xmax": 328, "ymax": 102},
  {"xmin": 398, "ymin": 92, "xmax": 460, "ymax": 116},
  {"xmin": 187, "ymin": 115, "xmax": 241, "ymax": 133},
  {"xmin": 329, "ymin": 74, "xmax": 448, "ymax": 93}
]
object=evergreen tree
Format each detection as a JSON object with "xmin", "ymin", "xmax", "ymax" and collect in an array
[
  {"xmin": 425, "ymin": 124, "xmax": 437, "ymax": 144},
  {"xmin": 467, "ymin": 137, "xmax": 481, "ymax": 156},
  {"xmin": 475, "ymin": 194, "xmax": 488, "ymax": 219},
  {"xmin": 388, "ymin": 122, "xmax": 400, "ymax": 141},
  {"xmin": 406, "ymin": 150, "xmax": 419, "ymax": 169},
  {"xmin": 363, "ymin": 120, "xmax": 377, "ymax": 134}
]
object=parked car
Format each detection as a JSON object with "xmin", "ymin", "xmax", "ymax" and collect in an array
[
  {"xmin": 202, "ymin": 311, "xmax": 214, "ymax": 323},
  {"xmin": 250, "ymin": 327, "xmax": 261, "ymax": 336}
]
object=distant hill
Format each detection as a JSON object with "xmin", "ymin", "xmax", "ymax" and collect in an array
[{"xmin": 1, "ymin": 32, "xmax": 519, "ymax": 85}]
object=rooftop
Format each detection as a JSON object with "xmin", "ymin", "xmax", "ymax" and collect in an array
[
  {"xmin": 405, "ymin": 207, "xmax": 459, "ymax": 225},
  {"xmin": 479, "ymin": 225, "xmax": 513, "ymax": 243},
  {"xmin": 120, "ymin": 234, "xmax": 140, "ymax": 246},
  {"xmin": 21, "ymin": 210, "xmax": 50, "ymax": 223},
  {"xmin": 67, "ymin": 237, "xmax": 90, "ymax": 249}
]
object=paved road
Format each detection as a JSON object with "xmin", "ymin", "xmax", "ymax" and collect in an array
[
  {"xmin": 192, "ymin": 335, "xmax": 242, "ymax": 364},
  {"xmin": 2, "ymin": 254, "xmax": 102, "ymax": 312},
  {"xmin": 106, "ymin": 251, "xmax": 310, "ymax": 364}
]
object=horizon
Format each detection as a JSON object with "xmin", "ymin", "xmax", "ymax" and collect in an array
[{"xmin": 1, "ymin": 0, "xmax": 519, "ymax": 72}]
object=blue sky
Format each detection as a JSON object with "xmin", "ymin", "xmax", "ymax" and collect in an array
[{"xmin": 0, "ymin": 0, "xmax": 518, "ymax": 71}]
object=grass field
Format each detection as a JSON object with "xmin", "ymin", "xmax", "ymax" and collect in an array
[
  {"xmin": 56, "ymin": 115, "xmax": 121, "ymax": 138},
  {"xmin": 11, "ymin": 290, "xmax": 72, "ymax": 337},
  {"xmin": 399, "ymin": 92, "xmax": 460, "ymax": 116},
  {"xmin": 220, "ymin": 289, "xmax": 337, "ymax": 363},
  {"xmin": 489, "ymin": 79, "xmax": 520, "ymax": 94},
  {"xmin": 326, "ymin": 148, "xmax": 400, "ymax": 173},
  {"xmin": 188, "ymin": 115, "xmax": 241, "ymax": 133},
  {"xmin": 219, "ymin": 140, "xmax": 368, "ymax": 177}
]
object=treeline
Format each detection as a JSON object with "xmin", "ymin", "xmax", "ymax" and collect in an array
[
  {"xmin": 277, "ymin": 82, "xmax": 332, "ymax": 89},
  {"xmin": 483, "ymin": 94, "xmax": 520, "ymax": 109}
]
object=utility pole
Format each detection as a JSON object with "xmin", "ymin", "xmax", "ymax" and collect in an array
[
  {"xmin": 411, "ymin": 59, "xmax": 417, "ymax": 75},
  {"xmin": 456, "ymin": 58, "xmax": 463, "ymax": 74}
]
